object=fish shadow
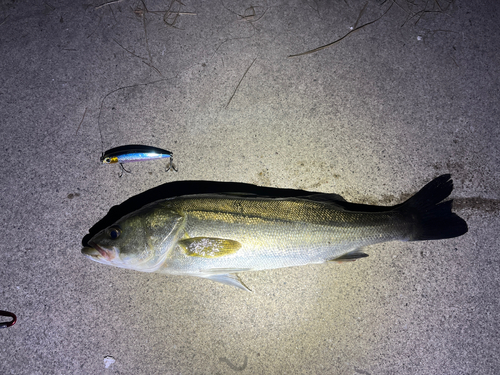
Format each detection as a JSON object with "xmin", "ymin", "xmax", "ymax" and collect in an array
[
  {"xmin": 82, "ymin": 180, "xmax": 402, "ymax": 247},
  {"xmin": 82, "ymin": 180, "xmax": 319, "ymax": 246}
]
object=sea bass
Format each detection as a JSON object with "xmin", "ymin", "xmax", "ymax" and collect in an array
[{"xmin": 81, "ymin": 175, "xmax": 468, "ymax": 291}]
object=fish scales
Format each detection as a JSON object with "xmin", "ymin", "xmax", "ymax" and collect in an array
[{"xmin": 164, "ymin": 196, "xmax": 409, "ymax": 261}]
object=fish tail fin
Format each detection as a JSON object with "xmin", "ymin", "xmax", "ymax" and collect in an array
[{"xmin": 400, "ymin": 174, "xmax": 468, "ymax": 241}]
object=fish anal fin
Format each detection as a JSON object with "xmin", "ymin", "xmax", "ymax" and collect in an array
[
  {"xmin": 179, "ymin": 237, "xmax": 242, "ymax": 258},
  {"xmin": 329, "ymin": 250, "xmax": 369, "ymax": 263},
  {"xmin": 202, "ymin": 274, "xmax": 252, "ymax": 292}
]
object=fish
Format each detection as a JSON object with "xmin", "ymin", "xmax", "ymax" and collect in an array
[
  {"xmin": 100, "ymin": 144, "xmax": 176, "ymax": 176},
  {"xmin": 81, "ymin": 174, "xmax": 468, "ymax": 291}
]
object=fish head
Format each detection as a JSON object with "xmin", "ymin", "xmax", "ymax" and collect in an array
[{"xmin": 82, "ymin": 204, "xmax": 183, "ymax": 272}]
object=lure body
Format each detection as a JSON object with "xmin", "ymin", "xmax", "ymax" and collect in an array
[
  {"xmin": 101, "ymin": 145, "xmax": 173, "ymax": 164},
  {"xmin": 100, "ymin": 145, "xmax": 175, "ymax": 175}
]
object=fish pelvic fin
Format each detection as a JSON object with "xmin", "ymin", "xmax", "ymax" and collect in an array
[
  {"xmin": 401, "ymin": 174, "xmax": 468, "ymax": 241},
  {"xmin": 201, "ymin": 274, "xmax": 252, "ymax": 292},
  {"xmin": 329, "ymin": 250, "xmax": 369, "ymax": 263}
]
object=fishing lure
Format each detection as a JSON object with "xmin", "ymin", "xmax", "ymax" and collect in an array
[{"xmin": 101, "ymin": 145, "xmax": 176, "ymax": 177}]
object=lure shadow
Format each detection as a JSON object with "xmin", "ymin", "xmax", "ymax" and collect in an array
[{"xmin": 82, "ymin": 180, "xmax": 401, "ymax": 247}]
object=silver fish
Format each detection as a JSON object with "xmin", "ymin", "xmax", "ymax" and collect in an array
[{"xmin": 82, "ymin": 175, "xmax": 468, "ymax": 291}]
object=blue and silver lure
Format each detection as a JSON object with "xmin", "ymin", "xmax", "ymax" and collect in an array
[{"xmin": 100, "ymin": 145, "xmax": 176, "ymax": 176}]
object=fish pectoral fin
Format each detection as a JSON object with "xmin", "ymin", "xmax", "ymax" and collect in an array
[
  {"xmin": 201, "ymin": 274, "xmax": 252, "ymax": 292},
  {"xmin": 178, "ymin": 237, "xmax": 242, "ymax": 258},
  {"xmin": 329, "ymin": 250, "xmax": 369, "ymax": 263}
]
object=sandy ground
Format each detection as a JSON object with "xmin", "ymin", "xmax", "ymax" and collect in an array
[{"xmin": 1, "ymin": 0, "xmax": 498, "ymax": 374}]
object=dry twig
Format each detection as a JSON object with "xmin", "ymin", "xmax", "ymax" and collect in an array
[
  {"xmin": 95, "ymin": 0, "xmax": 124, "ymax": 10},
  {"xmin": 225, "ymin": 58, "xmax": 257, "ymax": 109},
  {"xmin": 76, "ymin": 108, "xmax": 87, "ymax": 135},
  {"xmin": 0, "ymin": 15, "xmax": 10, "ymax": 27},
  {"xmin": 113, "ymin": 38, "xmax": 146, "ymax": 60},
  {"xmin": 288, "ymin": 2, "xmax": 393, "ymax": 58}
]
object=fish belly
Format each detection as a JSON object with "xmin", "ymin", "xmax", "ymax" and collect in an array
[{"xmin": 160, "ymin": 209, "xmax": 405, "ymax": 276}]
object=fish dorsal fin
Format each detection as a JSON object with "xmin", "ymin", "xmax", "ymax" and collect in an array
[
  {"xmin": 329, "ymin": 250, "xmax": 369, "ymax": 263},
  {"xmin": 301, "ymin": 193, "xmax": 347, "ymax": 203},
  {"xmin": 178, "ymin": 237, "xmax": 242, "ymax": 258}
]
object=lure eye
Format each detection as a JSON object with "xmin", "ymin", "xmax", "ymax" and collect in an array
[
  {"xmin": 107, "ymin": 226, "xmax": 121, "ymax": 240},
  {"xmin": 103, "ymin": 157, "xmax": 111, "ymax": 164}
]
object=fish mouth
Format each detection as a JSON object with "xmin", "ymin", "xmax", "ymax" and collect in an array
[{"xmin": 82, "ymin": 242, "xmax": 114, "ymax": 261}]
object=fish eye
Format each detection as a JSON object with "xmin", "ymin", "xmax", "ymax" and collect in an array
[{"xmin": 107, "ymin": 226, "xmax": 121, "ymax": 240}]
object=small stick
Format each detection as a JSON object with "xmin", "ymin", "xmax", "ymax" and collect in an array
[
  {"xmin": 87, "ymin": 15, "xmax": 102, "ymax": 38},
  {"xmin": 76, "ymin": 107, "xmax": 87, "ymax": 135},
  {"xmin": 138, "ymin": 0, "xmax": 155, "ymax": 70},
  {"xmin": 95, "ymin": 0, "xmax": 123, "ymax": 10},
  {"xmin": 44, "ymin": 1, "xmax": 55, "ymax": 11},
  {"xmin": 113, "ymin": 38, "xmax": 146, "ymax": 60},
  {"xmin": 163, "ymin": 0, "xmax": 182, "ymax": 28},
  {"xmin": 143, "ymin": 18, "xmax": 152, "ymax": 63},
  {"xmin": 142, "ymin": 60, "xmax": 163, "ymax": 77},
  {"xmin": 0, "ymin": 15, "xmax": 10, "ymax": 27},
  {"xmin": 109, "ymin": 3, "xmax": 118, "ymax": 23},
  {"xmin": 449, "ymin": 54, "xmax": 459, "ymax": 68},
  {"xmin": 225, "ymin": 58, "xmax": 257, "ymax": 109},
  {"xmin": 353, "ymin": 1, "xmax": 368, "ymax": 30},
  {"xmin": 288, "ymin": 2, "xmax": 393, "ymax": 58}
]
